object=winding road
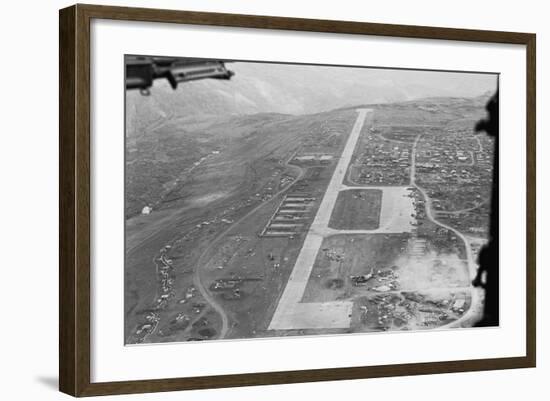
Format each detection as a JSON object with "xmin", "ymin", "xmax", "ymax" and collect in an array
[
  {"xmin": 191, "ymin": 152, "xmax": 306, "ymax": 339},
  {"xmin": 410, "ymin": 135, "xmax": 482, "ymax": 328}
]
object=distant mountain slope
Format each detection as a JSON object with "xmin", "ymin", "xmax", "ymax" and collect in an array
[
  {"xmin": 126, "ymin": 62, "xmax": 497, "ymax": 138},
  {"xmin": 125, "ymin": 93, "xmax": 493, "ymax": 219}
]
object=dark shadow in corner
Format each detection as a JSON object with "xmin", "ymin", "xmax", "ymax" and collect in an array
[{"xmin": 473, "ymin": 88, "xmax": 499, "ymax": 327}]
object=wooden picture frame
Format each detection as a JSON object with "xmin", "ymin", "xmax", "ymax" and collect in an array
[{"xmin": 59, "ymin": 3, "xmax": 536, "ymax": 397}]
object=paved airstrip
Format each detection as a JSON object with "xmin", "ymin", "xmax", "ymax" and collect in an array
[{"xmin": 269, "ymin": 109, "xmax": 418, "ymax": 331}]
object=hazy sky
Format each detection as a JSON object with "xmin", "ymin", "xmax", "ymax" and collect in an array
[
  {"xmin": 230, "ymin": 60, "xmax": 498, "ymax": 99},
  {"xmin": 128, "ymin": 57, "xmax": 498, "ymax": 117}
]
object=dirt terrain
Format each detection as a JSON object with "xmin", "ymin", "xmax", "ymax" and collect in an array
[
  {"xmin": 125, "ymin": 94, "xmax": 492, "ymax": 343},
  {"xmin": 124, "ymin": 108, "xmax": 356, "ymax": 343}
]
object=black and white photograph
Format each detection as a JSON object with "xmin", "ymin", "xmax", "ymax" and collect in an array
[
  {"xmin": 124, "ymin": 56, "xmax": 499, "ymax": 344},
  {"xmin": 1, "ymin": 0, "xmax": 544, "ymax": 399}
]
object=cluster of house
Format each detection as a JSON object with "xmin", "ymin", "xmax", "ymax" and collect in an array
[
  {"xmin": 415, "ymin": 131, "xmax": 493, "ymax": 225},
  {"xmin": 353, "ymin": 135, "xmax": 413, "ymax": 185}
]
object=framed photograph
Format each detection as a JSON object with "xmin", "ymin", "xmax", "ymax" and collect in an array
[{"xmin": 59, "ymin": 4, "xmax": 536, "ymax": 397}]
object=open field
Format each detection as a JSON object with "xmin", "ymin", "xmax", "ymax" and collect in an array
[{"xmin": 328, "ymin": 189, "xmax": 382, "ymax": 230}]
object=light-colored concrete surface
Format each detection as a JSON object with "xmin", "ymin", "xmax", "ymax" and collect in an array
[
  {"xmin": 272, "ymin": 302, "xmax": 354, "ymax": 330},
  {"xmin": 264, "ymin": 231, "xmax": 298, "ymax": 236},
  {"xmin": 335, "ymin": 185, "xmax": 416, "ymax": 233},
  {"xmin": 269, "ymin": 109, "xmax": 371, "ymax": 330}
]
